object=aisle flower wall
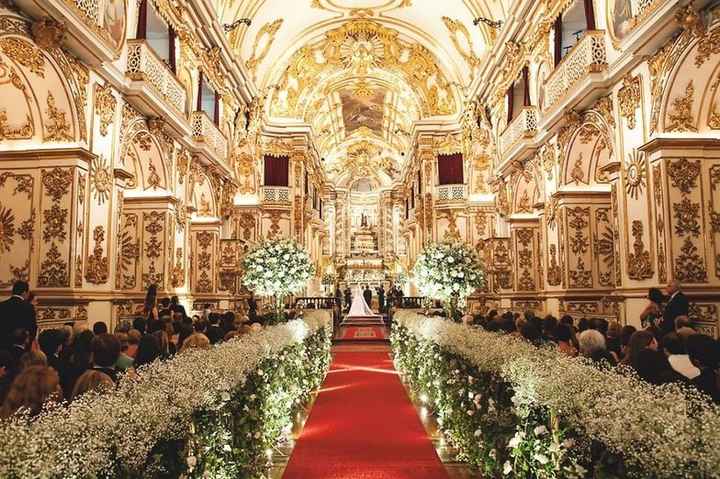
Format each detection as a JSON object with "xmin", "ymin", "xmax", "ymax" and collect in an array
[
  {"xmin": 391, "ymin": 312, "xmax": 720, "ymax": 478},
  {"xmin": 0, "ymin": 311, "xmax": 332, "ymax": 479}
]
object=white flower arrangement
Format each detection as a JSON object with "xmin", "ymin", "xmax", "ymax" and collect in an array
[
  {"xmin": 412, "ymin": 242, "xmax": 484, "ymax": 313},
  {"xmin": 0, "ymin": 311, "xmax": 332, "ymax": 478},
  {"xmin": 392, "ymin": 311, "xmax": 720, "ymax": 478},
  {"xmin": 242, "ymin": 238, "xmax": 315, "ymax": 301}
]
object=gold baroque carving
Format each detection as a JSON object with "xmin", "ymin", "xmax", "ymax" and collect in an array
[
  {"xmin": 94, "ymin": 83, "xmax": 116, "ymax": 137},
  {"xmin": 0, "ymin": 36, "xmax": 45, "ymax": 77},
  {"xmin": 245, "ymin": 19, "xmax": 283, "ymax": 74},
  {"xmin": 441, "ymin": 17, "xmax": 480, "ymax": 68},
  {"xmin": 38, "ymin": 242, "xmax": 68, "ymax": 287},
  {"xmin": 627, "ymin": 220, "xmax": 653, "ymax": 280},
  {"xmin": 171, "ymin": 247, "xmax": 185, "ymax": 288},
  {"xmin": 0, "ymin": 204, "xmax": 15, "ymax": 253},
  {"xmin": 666, "ymin": 81, "xmax": 697, "ymax": 132},
  {"xmin": 44, "ymin": 92, "xmax": 73, "ymax": 141},
  {"xmin": 90, "ymin": 155, "xmax": 112, "ymax": 205},
  {"xmin": 675, "ymin": 237, "xmax": 708, "ymax": 283},
  {"xmin": 85, "ymin": 226, "xmax": 108, "ymax": 284},
  {"xmin": 667, "ymin": 158, "xmax": 700, "ymax": 194},
  {"xmin": 673, "ymin": 197, "xmax": 701, "ymax": 237},
  {"xmin": 624, "ymin": 150, "xmax": 647, "ymax": 200},
  {"xmin": 547, "ymin": 244, "xmax": 561, "ymax": 286},
  {"xmin": 617, "ymin": 74, "xmax": 641, "ymax": 129}
]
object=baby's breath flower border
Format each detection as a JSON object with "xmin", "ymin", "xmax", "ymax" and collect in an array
[
  {"xmin": 391, "ymin": 311, "xmax": 720, "ymax": 478},
  {"xmin": 0, "ymin": 311, "xmax": 332, "ymax": 479}
]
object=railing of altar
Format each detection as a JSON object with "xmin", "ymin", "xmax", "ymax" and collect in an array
[{"xmin": 296, "ymin": 297, "xmax": 339, "ymax": 309}]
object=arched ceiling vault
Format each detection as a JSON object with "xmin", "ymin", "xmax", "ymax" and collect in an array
[{"xmin": 217, "ymin": 0, "xmax": 510, "ymax": 187}]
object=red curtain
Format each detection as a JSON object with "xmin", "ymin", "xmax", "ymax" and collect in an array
[
  {"xmin": 437, "ymin": 153, "xmax": 464, "ymax": 185},
  {"xmin": 263, "ymin": 155, "xmax": 289, "ymax": 186}
]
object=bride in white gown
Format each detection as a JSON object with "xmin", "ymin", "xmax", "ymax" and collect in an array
[{"xmin": 347, "ymin": 286, "xmax": 377, "ymax": 317}]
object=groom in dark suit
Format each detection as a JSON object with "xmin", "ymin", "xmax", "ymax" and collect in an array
[
  {"xmin": 661, "ymin": 280, "xmax": 689, "ymax": 335},
  {"xmin": 363, "ymin": 285, "xmax": 372, "ymax": 309}
]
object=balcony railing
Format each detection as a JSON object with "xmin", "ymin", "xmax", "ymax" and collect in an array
[
  {"xmin": 191, "ymin": 111, "xmax": 228, "ymax": 161},
  {"xmin": 436, "ymin": 184, "xmax": 467, "ymax": 201},
  {"xmin": 126, "ymin": 40, "xmax": 186, "ymax": 114},
  {"xmin": 543, "ymin": 31, "xmax": 608, "ymax": 111},
  {"xmin": 500, "ymin": 106, "xmax": 539, "ymax": 157},
  {"xmin": 261, "ymin": 186, "xmax": 291, "ymax": 204}
]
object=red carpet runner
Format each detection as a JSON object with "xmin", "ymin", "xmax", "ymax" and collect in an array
[
  {"xmin": 282, "ymin": 350, "xmax": 449, "ymax": 479},
  {"xmin": 339, "ymin": 326, "xmax": 388, "ymax": 341}
]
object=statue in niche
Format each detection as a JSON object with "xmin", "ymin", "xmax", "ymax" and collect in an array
[{"xmin": 361, "ymin": 212, "xmax": 368, "ymax": 228}]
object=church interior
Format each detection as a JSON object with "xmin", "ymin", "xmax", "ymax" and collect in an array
[{"xmin": 1, "ymin": 0, "xmax": 720, "ymax": 477}]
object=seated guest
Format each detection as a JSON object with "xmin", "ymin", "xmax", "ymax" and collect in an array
[
  {"xmin": 554, "ymin": 324, "xmax": 577, "ymax": 357},
  {"xmin": 635, "ymin": 349, "xmax": 686, "ymax": 386},
  {"xmin": 70, "ymin": 369, "xmax": 114, "ymax": 401},
  {"xmin": 90, "ymin": 334, "xmax": 121, "ymax": 383},
  {"xmin": 18, "ymin": 350, "xmax": 47, "ymax": 371},
  {"xmin": 606, "ymin": 321, "xmax": 622, "ymax": 361},
  {"xmin": 179, "ymin": 333, "xmax": 210, "ymax": 353},
  {"xmin": 114, "ymin": 333, "xmax": 134, "ymax": 372},
  {"xmin": 0, "ymin": 366, "xmax": 62, "ymax": 418},
  {"xmin": 662, "ymin": 332, "xmax": 700, "ymax": 380},
  {"xmin": 7, "ymin": 328, "xmax": 30, "ymax": 376},
  {"xmin": 134, "ymin": 335, "xmax": 161, "ymax": 369},
  {"xmin": 126, "ymin": 329, "xmax": 141, "ymax": 358},
  {"xmin": 92, "ymin": 322, "xmax": 108, "ymax": 335},
  {"xmin": 686, "ymin": 334, "xmax": 720, "ymax": 402},
  {"xmin": 61, "ymin": 329, "xmax": 94, "ymax": 399},
  {"xmin": 132, "ymin": 317, "xmax": 147, "ymax": 335},
  {"xmin": 170, "ymin": 296, "xmax": 187, "ymax": 319},
  {"xmin": 542, "ymin": 316, "xmax": 558, "ymax": 342},
  {"xmin": 0, "ymin": 350, "xmax": 13, "ymax": 403},
  {"xmin": 619, "ymin": 325, "xmax": 637, "ymax": 361},
  {"xmin": 622, "ymin": 330, "xmax": 656, "ymax": 369},
  {"xmin": 675, "ymin": 316, "xmax": 696, "ymax": 339},
  {"xmin": 520, "ymin": 322, "xmax": 542, "ymax": 346},
  {"xmin": 38, "ymin": 329, "xmax": 64, "ymax": 374},
  {"xmin": 114, "ymin": 319, "xmax": 131, "ymax": 334},
  {"xmin": 578, "ymin": 330, "xmax": 616, "ymax": 366}
]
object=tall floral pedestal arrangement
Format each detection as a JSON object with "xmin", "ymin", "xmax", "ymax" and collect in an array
[
  {"xmin": 242, "ymin": 239, "xmax": 315, "ymax": 323},
  {"xmin": 413, "ymin": 241, "xmax": 484, "ymax": 321}
]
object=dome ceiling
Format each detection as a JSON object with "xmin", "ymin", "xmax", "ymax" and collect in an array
[{"xmin": 219, "ymin": 0, "xmax": 510, "ymax": 187}]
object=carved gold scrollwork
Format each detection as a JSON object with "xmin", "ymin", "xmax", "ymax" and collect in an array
[
  {"xmin": 667, "ymin": 158, "xmax": 701, "ymax": 194},
  {"xmin": 44, "ymin": 92, "xmax": 73, "ymax": 141},
  {"xmin": 85, "ymin": 226, "xmax": 108, "ymax": 284},
  {"xmin": 0, "ymin": 36, "xmax": 45, "ymax": 77},
  {"xmin": 617, "ymin": 74, "xmax": 641, "ymax": 129},
  {"xmin": 624, "ymin": 150, "xmax": 647, "ymax": 200},
  {"xmin": 627, "ymin": 220, "xmax": 653, "ymax": 280},
  {"xmin": 442, "ymin": 17, "xmax": 480, "ymax": 68},
  {"xmin": 94, "ymin": 83, "xmax": 116, "ymax": 137},
  {"xmin": 666, "ymin": 81, "xmax": 697, "ymax": 133}
]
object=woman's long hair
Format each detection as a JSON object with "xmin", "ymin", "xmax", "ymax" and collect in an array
[{"xmin": 0, "ymin": 366, "xmax": 61, "ymax": 418}]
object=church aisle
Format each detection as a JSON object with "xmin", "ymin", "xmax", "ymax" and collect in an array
[{"xmin": 282, "ymin": 347, "xmax": 449, "ymax": 479}]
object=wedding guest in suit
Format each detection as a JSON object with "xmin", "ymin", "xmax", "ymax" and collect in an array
[
  {"xmin": 0, "ymin": 281, "xmax": 37, "ymax": 349},
  {"xmin": 343, "ymin": 287, "xmax": 351, "ymax": 311},
  {"xmin": 363, "ymin": 285, "xmax": 372, "ymax": 308},
  {"xmin": 377, "ymin": 285, "xmax": 386, "ymax": 313},
  {"xmin": 661, "ymin": 280, "xmax": 689, "ymax": 336}
]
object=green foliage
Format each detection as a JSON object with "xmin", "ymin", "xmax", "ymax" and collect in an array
[
  {"xmin": 188, "ymin": 327, "xmax": 332, "ymax": 479},
  {"xmin": 391, "ymin": 325, "xmax": 585, "ymax": 478}
]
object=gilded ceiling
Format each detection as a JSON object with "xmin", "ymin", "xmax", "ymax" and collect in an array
[{"xmin": 219, "ymin": 0, "xmax": 509, "ymax": 187}]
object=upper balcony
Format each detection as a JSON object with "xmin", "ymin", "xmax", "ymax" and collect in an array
[
  {"xmin": 261, "ymin": 186, "xmax": 291, "ymax": 205},
  {"xmin": 500, "ymin": 106, "xmax": 539, "ymax": 159},
  {"xmin": 191, "ymin": 111, "xmax": 228, "ymax": 166},
  {"xmin": 126, "ymin": 40, "xmax": 188, "ymax": 133},
  {"xmin": 542, "ymin": 31, "xmax": 608, "ymax": 113},
  {"xmin": 435, "ymin": 184, "xmax": 467, "ymax": 202}
]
